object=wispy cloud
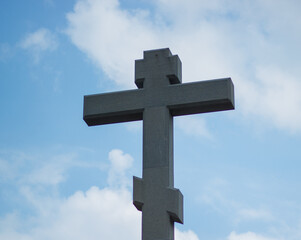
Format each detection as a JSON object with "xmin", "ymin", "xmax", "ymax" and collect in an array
[
  {"xmin": 195, "ymin": 176, "xmax": 301, "ymax": 239},
  {"xmin": 197, "ymin": 178, "xmax": 276, "ymax": 223},
  {"xmin": 20, "ymin": 28, "xmax": 58, "ymax": 63}
]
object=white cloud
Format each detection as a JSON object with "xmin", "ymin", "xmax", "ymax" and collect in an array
[
  {"xmin": 0, "ymin": 187, "xmax": 140, "ymax": 240},
  {"xmin": 239, "ymin": 66, "xmax": 301, "ymax": 133},
  {"xmin": 20, "ymin": 28, "xmax": 58, "ymax": 63},
  {"xmin": 44, "ymin": 187, "xmax": 140, "ymax": 240},
  {"xmin": 109, "ymin": 149, "xmax": 133, "ymax": 172},
  {"xmin": 108, "ymin": 149, "xmax": 134, "ymax": 188},
  {"xmin": 0, "ymin": 186, "xmax": 198, "ymax": 240},
  {"xmin": 66, "ymin": 0, "xmax": 161, "ymax": 89},
  {"xmin": 227, "ymin": 231, "xmax": 278, "ymax": 240},
  {"xmin": 175, "ymin": 228, "xmax": 200, "ymax": 240},
  {"xmin": 65, "ymin": 0, "xmax": 301, "ymax": 133},
  {"xmin": 0, "ymin": 148, "xmax": 199, "ymax": 240}
]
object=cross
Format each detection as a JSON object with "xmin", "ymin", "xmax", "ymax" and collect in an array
[{"xmin": 83, "ymin": 48, "xmax": 234, "ymax": 240}]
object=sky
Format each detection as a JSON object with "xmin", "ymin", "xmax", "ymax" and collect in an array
[{"xmin": 0, "ymin": 0, "xmax": 301, "ymax": 240}]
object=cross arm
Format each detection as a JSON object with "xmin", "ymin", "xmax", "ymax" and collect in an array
[
  {"xmin": 83, "ymin": 89, "xmax": 145, "ymax": 126},
  {"xmin": 167, "ymin": 78, "xmax": 234, "ymax": 116}
]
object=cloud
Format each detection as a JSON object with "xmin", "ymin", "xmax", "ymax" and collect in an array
[
  {"xmin": 175, "ymin": 229, "xmax": 200, "ymax": 240},
  {"xmin": 0, "ymin": 148, "xmax": 199, "ymax": 240},
  {"xmin": 0, "ymin": 187, "xmax": 198, "ymax": 240},
  {"xmin": 65, "ymin": 0, "xmax": 162, "ymax": 89},
  {"xmin": 20, "ymin": 28, "xmax": 58, "ymax": 63},
  {"xmin": 227, "ymin": 231, "xmax": 278, "ymax": 240},
  {"xmin": 65, "ymin": 0, "xmax": 301, "ymax": 133},
  {"xmin": 0, "ymin": 150, "xmax": 78, "ymax": 186},
  {"xmin": 197, "ymin": 177, "xmax": 277, "ymax": 224},
  {"xmin": 21, "ymin": 153, "xmax": 79, "ymax": 187},
  {"xmin": 0, "ymin": 187, "xmax": 140, "ymax": 240},
  {"xmin": 0, "ymin": 148, "xmax": 105, "ymax": 216},
  {"xmin": 107, "ymin": 149, "xmax": 134, "ymax": 188},
  {"xmin": 239, "ymin": 66, "xmax": 301, "ymax": 133}
]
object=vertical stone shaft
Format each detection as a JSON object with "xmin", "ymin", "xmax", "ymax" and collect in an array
[{"xmin": 142, "ymin": 106, "xmax": 174, "ymax": 240}]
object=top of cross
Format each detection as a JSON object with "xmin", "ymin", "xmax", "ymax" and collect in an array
[
  {"xmin": 135, "ymin": 48, "xmax": 182, "ymax": 89},
  {"xmin": 83, "ymin": 48, "xmax": 234, "ymax": 127}
]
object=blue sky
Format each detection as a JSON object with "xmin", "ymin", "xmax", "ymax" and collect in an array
[{"xmin": 1, "ymin": 0, "xmax": 301, "ymax": 240}]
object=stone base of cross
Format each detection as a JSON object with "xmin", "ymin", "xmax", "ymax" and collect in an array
[{"xmin": 83, "ymin": 48, "xmax": 234, "ymax": 240}]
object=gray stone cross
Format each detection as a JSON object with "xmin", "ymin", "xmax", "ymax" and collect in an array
[{"xmin": 83, "ymin": 48, "xmax": 234, "ymax": 240}]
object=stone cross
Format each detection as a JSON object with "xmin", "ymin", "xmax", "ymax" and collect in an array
[{"xmin": 83, "ymin": 48, "xmax": 234, "ymax": 240}]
